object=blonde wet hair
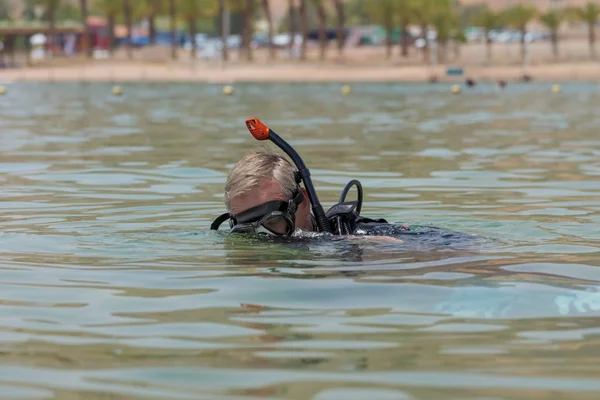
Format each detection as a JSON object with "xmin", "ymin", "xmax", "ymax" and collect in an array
[{"xmin": 224, "ymin": 151, "xmax": 298, "ymax": 213}]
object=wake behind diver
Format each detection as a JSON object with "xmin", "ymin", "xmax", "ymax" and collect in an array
[{"xmin": 211, "ymin": 118, "xmax": 473, "ymax": 245}]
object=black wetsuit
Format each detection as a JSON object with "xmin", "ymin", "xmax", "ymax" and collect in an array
[{"xmin": 352, "ymin": 217, "xmax": 478, "ymax": 247}]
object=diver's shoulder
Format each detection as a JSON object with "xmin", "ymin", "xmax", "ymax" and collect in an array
[
  {"xmin": 354, "ymin": 220, "xmax": 413, "ymax": 236},
  {"xmin": 354, "ymin": 218, "xmax": 470, "ymax": 238}
]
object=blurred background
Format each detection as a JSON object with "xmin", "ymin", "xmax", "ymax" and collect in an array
[{"xmin": 0, "ymin": 0, "xmax": 599, "ymax": 82}]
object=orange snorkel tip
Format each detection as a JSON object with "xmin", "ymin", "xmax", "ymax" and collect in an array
[{"xmin": 245, "ymin": 118, "xmax": 270, "ymax": 141}]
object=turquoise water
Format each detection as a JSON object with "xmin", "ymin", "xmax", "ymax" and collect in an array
[{"xmin": 0, "ymin": 82, "xmax": 599, "ymax": 400}]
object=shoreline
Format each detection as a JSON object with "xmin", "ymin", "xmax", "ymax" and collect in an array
[{"xmin": 1, "ymin": 61, "xmax": 599, "ymax": 84}]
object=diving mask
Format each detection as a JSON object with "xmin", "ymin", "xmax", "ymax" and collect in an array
[{"xmin": 211, "ymin": 190, "xmax": 304, "ymax": 237}]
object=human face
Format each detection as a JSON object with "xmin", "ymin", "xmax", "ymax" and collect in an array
[{"xmin": 229, "ymin": 179, "xmax": 314, "ymax": 232}]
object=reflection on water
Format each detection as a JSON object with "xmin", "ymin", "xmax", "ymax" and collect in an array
[{"xmin": 0, "ymin": 82, "xmax": 599, "ymax": 399}]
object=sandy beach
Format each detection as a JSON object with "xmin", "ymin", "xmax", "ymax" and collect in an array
[
  {"xmin": 2, "ymin": 61, "xmax": 600, "ymax": 83},
  {"xmin": 1, "ymin": 40, "xmax": 599, "ymax": 83}
]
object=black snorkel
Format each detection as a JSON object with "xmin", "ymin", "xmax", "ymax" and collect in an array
[
  {"xmin": 211, "ymin": 119, "xmax": 370, "ymax": 236},
  {"xmin": 245, "ymin": 118, "xmax": 333, "ymax": 234}
]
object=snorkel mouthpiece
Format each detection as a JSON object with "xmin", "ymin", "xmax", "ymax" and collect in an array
[{"xmin": 245, "ymin": 118, "xmax": 333, "ymax": 234}]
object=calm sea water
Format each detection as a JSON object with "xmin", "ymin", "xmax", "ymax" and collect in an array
[{"xmin": 0, "ymin": 82, "xmax": 599, "ymax": 400}]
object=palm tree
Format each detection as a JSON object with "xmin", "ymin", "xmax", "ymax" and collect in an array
[
  {"xmin": 575, "ymin": 2, "xmax": 600, "ymax": 59},
  {"xmin": 430, "ymin": 1, "xmax": 457, "ymax": 63},
  {"xmin": 136, "ymin": 0, "xmax": 161, "ymax": 45},
  {"xmin": 473, "ymin": 6, "xmax": 499, "ymax": 64},
  {"xmin": 224, "ymin": 0, "xmax": 247, "ymax": 61},
  {"xmin": 242, "ymin": 0, "xmax": 255, "ymax": 61},
  {"xmin": 333, "ymin": 0, "xmax": 344, "ymax": 55},
  {"xmin": 312, "ymin": 0, "xmax": 327, "ymax": 61},
  {"xmin": 231, "ymin": 0, "xmax": 252, "ymax": 61},
  {"xmin": 219, "ymin": 0, "xmax": 229, "ymax": 62},
  {"xmin": 409, "ymin": 0, "xmax": 435, "ymax": 63},
  {"xmin": 123, "ymin": 0, "xmax": 133, "ymax": 59},
  {"xmin": 169, "ymin": 0, "xmax": 177, "ymax": 60},
  {"xmin": 502, "ymin": 4, "xmax": 537, "ymax": 62},
  {"xmin": 397, "ymin": 0, "xmax": 412, "ymax": 58},
  {"xmin": 179, "ymin": 0, "xmax": 199, "ymax": 59},
  {"xmin": 94, "ymin": 0, "xmax": 119, "ymax": 55},
  {"xmin": 539, "ymin": 10, "xmax": 564, "ymax": 59},
  {"xmin": 39, "ymin": 0, "xmax": 60, "ymax": 59},
  {"xmin": 80, "ymin": 0, "xmax": 92, "ymax": 57},
  {"xmin": 261, "ymin": 0, "xmax": 275, "ymax": 60},
  {"xmin": 366, "ymin": 0, "xmax": 395, "ymax": 60},
  {"xmin": 179, "ymin": 0, "xmax": 217, "ymax": 60},
  {"xmin": 149, "ymin": 0, "xmax": 159, "ymax": 45},
  {"xmin": 287, "ymin": 0, "xmax": 297, "ymax": 57},
  {"xmin": 299, "ymin": 0, "xmax": 308, "ymax": 60}
]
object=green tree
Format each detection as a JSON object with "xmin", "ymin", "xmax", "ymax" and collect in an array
[
  {"xmin": 241, "ymin": 0, "xmax": 255, "ymax": 61},
  {"xmin": 48, "ymin": 0, "xmax": 60, "ymax": 58},
  {"xmin": 539, "ymin": 9, "xmax": 565, "ymax": 59},
  {"xmin": 23, "ymin": 0, "xmax": 41, "ymax": 21},
  {"xmin": 344, "ymin": 0, "xmax": 369, "ymax": 26},
  {"xmin": 218, "ymin": 0, "xmax": 228, "ymax": 62},
  {"xmin": 80, "ymin": 0, "xmax": 92, "ymax": 58},
  {"xmin": 123, "ymin": 0, "xmax": 133, "ymax": 59},
  {"xmin": 227, "ymin": 0, "xmax": 252, "ymax": 61},
  {"xmin": 178, "ymin": 0, "xmax": 217, "ymax": 59},
  {"xmin": 261, "ymin": 0, "xmax": 275, "ymax": 60},
  {"xmin": 396, "ymin": 0, "xmax": 412, "ymax": 58},
  {"xmin": 333, "ymin": 0, "xmax": 345, "ymax": 55},
  {"xmin": 311, "ymin": 0, "xmax": 327, "ymax": 61},
  {"xmin": 56, "ymin": 2, "xmax": 79, "ymax": 20},
  {"xmin": 460, "ymin": 3, "xmax": 486, "ymax": 26},
  {"xmin": 136, "ymin": 0, "xmax": 162, "ymax": 45},
  {"xmin": 408, "ymin": 0, "xmax": 435, "ymax": 63},
  {"xmin": 0, "ymin": 0, "xmax": 10, "ymax": 21},
  {"xmin": 365, "ymin": 0, "xmax": 395, "ymax": 59},
  {"xmin": 574, "ymin": 2, "xmax": 600, "ymax": 58},
  {"xmin": 429, "ymin": 1, "xmax": 457, "ymax": 62},
  {"xmin": 502, "ymin": 4, "xmax": 537, "ymax": 61},
  {"xmin": 299, "ymin": 0, "xmax": 308, "ymax": 60},
  {"xmin": 94, "ymin": 0, "xmax": 119, "ymax": 55},
  {"xmin": 168, "ymin": 0, "xmax": 177, "ymax": 59},
  {"xmin": 217, "ymin": 0, "xmax": 246, "ymax": 63},
  {"xmin": 472, "ymin": 6, "xmax": 500, "ymax": 64},
  {"xmin": 286, "ymin": 0, "xmax": 296, "ymax": 56},
  {"xmin": 35, "ymin": 0, "xmax": 60, "ymax": 58}
]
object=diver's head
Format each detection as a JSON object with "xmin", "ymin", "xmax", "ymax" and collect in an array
[{"xmin": 224, "ymin": 151, "xmax": 314, "ymax": 234}]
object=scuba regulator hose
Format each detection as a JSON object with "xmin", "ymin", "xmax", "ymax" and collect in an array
[{"xmin": 245, "ymin": 118, "xmax": 333, "ymax": 234}]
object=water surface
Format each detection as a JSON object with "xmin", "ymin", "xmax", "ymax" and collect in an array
[{"xmin": 0, "ymin": 82, "xmax": 599, "ymax": 400}]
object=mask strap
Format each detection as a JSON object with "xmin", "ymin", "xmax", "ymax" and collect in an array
[
  {"xmin": 210, "ymin": 213, "xmax": 232, "ymax": 231},
  {"xmin": 288, "ymin": 187, "xmax": 304, "ymax": 216}
]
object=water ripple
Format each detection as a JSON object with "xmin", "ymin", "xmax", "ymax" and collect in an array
[{"xmin": 0, "ymin": 82, "xmax": 599, "ymax": 399}]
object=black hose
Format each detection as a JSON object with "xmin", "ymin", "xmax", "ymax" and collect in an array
[
  {"xmin": 339, "ymin": 179, "xmax": 363, "ymax": 215},
  {"xmin": 269, "ymin": 131, "xmax": 333, "ymax": 234}
]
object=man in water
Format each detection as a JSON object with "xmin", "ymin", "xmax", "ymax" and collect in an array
[
  {"xmin": 212, "ymin": 118, "xmax": 472, "ymax": 247},
  {"xmin": 223, "ymin": 151, "xmax": 316, "ymax": 235},
  {"xmin": 214, "ymin": 150, "xmax": 407, "ymax": 242}
]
